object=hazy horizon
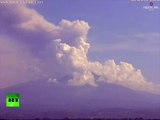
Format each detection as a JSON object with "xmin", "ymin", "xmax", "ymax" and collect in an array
[{"xmin": 0, "ymin": 0, "xmax": 160, "ymax": 119}]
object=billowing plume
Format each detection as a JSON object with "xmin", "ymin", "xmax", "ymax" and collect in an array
[{"xmin": 0, "ymin": 4, "xmax": 160, "ymax": 95}]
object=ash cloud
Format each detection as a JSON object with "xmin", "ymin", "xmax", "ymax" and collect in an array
[{"xmin": 0, "ymin": 4, "xmax": 160, "ymax": 95}]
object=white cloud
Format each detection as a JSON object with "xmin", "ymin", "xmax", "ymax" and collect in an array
[
  {"xmin": 0, "ymin": 4, "xmax": 159, "ymax": 95},
  {"xmin": 48, "ymin": 78, "xmax": 58, "ymax": 84},
  {"xmin": 89, "ymin": 60, "xmax": 160, "ymax": 94}
]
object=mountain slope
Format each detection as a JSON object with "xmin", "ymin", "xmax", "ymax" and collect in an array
[{"xmin": 0, "ymin": 78, "xmax": 160, "ymax": 119}]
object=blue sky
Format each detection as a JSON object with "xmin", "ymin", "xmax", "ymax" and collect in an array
[
  {"xmin": 31, "ymin": 0, "xmax": 160, "ymax": 83},
  {"xmin": 0, "ymin": 0, "xmax": 159, "ymax": 93}
]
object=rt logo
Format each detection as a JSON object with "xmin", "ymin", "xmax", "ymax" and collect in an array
[{"xmin": 6, "ymin": 93, "xmax": 20, "ymax": 107}]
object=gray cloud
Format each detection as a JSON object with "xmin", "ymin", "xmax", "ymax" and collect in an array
[
  {"xmin": 0, "ymin": 5, "xmax": 160, "ymax": 95},
  {"xmin": 90, "ymin": 33, "xmax": 160, "ymax": 53}
]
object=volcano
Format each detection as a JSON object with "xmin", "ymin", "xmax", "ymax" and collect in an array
[{"xmin": 0, "ymin": 78, "xmax": 160, "ymax": 119}]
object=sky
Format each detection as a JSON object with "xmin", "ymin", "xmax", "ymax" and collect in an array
[
  {"xmin": 32, "ymin": 0, "xmax": 160, "ymax": 83},
  {"xmin": 0, "ymin": 0, "xmax": 160, "ymax": 95}
]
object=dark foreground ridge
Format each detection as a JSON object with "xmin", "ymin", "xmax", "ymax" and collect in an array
[{"xmin": 0, "ymin": 118, "xmax": 160, "ymax": 120}]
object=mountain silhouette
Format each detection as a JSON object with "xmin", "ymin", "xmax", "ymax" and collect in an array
[{"xmin": 0, "ymin": 77, "xmax": 160, "ymax": 119}]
